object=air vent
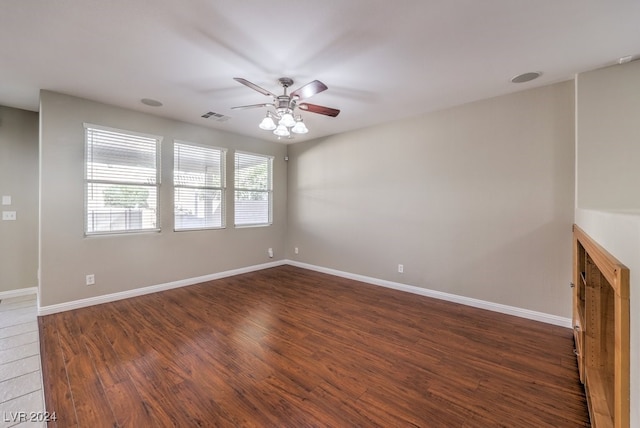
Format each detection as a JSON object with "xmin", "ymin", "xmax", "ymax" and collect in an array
[{"xmin": 201, "ymin": 111, "xmax": 231, "ymax": 122}]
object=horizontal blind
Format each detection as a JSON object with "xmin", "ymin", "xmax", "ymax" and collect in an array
[
  {"xmin": 234, "ymin": 151, "xmax": 273, "ymax": 226},
  {"xmin": 85, "ymin": 125, "xmax": 160, "ymax": 234},
  {"xmin": 174, "ymin": 142, "xmax": 226, "ymax": 230}
]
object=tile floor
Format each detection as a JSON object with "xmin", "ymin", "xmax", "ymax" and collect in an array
[{"xmin": 0, "ymin": 295, "xmax": 46, "ymax": 428}]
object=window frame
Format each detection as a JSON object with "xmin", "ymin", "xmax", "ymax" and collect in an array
[
  {"xmin": 173, "ymin": 140, "xmax": 227, "ymax": 232},
  {"xmin": 234, "ymin": 150, "xmax": 274, "ymax": 228},
  {"xmin": 84, "ymin": 123, "xmax": 162, "ymax": 236}
]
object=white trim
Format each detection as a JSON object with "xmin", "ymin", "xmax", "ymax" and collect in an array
[
  {"xmin": 37, "ymin": 261, "xmax": 286, "ymax": 316},
  {"xmin": 0, "ymin": 287, "xmax": 38, "ymax": 300},
  {"xmin": 234, "ymin": 151, "xmax": 274, "ymax": 227},
  {"xmin": 173, "ymin": 140, "xmax": 227, "ymax": 231},
  {"xmin": 84, "ymin": 123, "xmax": 162, "ymax": 236},
  {"xmin": 83, "ymin": 122, "xmax": 164, "ymax": 142},
  {"xmin": 234, "ymin": 149, "xmax": 275, "ymax": 161},
  {"xmin": 285, "ymin": 260, "xmax": 572, "ymax": 328},
  {"xmin": 36, "ymin": 259, "xmax": 572, "ymax": 328}
]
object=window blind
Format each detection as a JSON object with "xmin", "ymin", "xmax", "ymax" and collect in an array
[
  {"xmin": 85, "ymin": 124, "xmax": 160, "ymax": 234},
  {"xmin": 174, "ymin": 141, "xmax": 226, "ymax": 230},
  {"xmin": 234, "ymin": 151, "xmax": 273, "ymax": 226}
]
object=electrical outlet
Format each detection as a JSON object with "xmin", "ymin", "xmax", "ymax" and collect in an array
[
  {"xmin": 86, "ymin": 274, "xmax": 95, "ymax": 286},
  {"xmin": 294, "ymin": 247, "xmax": 299, "ymax": 255},
  {"xmin": 2, "ymin": 211, "xmax": 16, "ymax": 221},
  {"xmin": 398, "ymin": 264, "xmax": 404, "ymax": 273},
  {"xmin": 268, "ymin": 248, "xmax": 273, "ymax": 258}
]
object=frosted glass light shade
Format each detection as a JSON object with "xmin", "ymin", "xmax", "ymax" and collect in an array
[
  {"xmin": 279, "ymin": 112, "xmax": 296, "ymax": 128},
  {"xmin": 259, "ymin": 116, "xmax": 276, "ymax": 130},
  {"xmin": 273, "ymin": 124, "xmax": 290, "ymax": 137},
  {"xmin": 291, "ymin": 120, "xmax": 308, "ymax": 134}
]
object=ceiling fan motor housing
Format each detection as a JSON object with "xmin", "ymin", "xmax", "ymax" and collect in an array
[
  {"xmin": 276, "ymin": 95, "xmax": 295, "ymax": 113},
  {"xmin": 278, "ymin": 77, "xmax": 294, "ymax": 88}
]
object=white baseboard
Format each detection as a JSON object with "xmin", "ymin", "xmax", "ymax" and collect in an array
[
  {"xmin": 285, "ymin": 260, "xmax": 572, "ymax": 328},
  {"xmin": 37, "ymin": 260, "xmax": 287, "ymax": 316},
  {"xmin": 0, "ymin": 287, "xmax": 38, "ymax": 300},
  {"xmin": 37, "ymin": 259, "xmax": 572, "ymax": 328}
]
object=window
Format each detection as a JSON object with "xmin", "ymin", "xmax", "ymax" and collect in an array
[
  {"xmin": 85, "ymin": 124, "xmax": 161, "ymax": 235},
  {"xmin": 174, "ymin": 141, "xmax": 226, "ymax": 230},
  {"xmin": 234, "ymin": 151, "xmax": 273, "ymax": 227}
]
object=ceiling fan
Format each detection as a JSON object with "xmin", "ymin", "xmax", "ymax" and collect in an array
[{"xmin": 231, "ymin": 77, "xmax": 340, "ymax": 138}]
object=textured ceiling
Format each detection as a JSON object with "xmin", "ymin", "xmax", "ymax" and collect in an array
[{"xmin": 1, "ymin": 0, "xmax": 639, "ymax": 143}]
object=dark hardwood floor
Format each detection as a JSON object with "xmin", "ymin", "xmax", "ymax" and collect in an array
[{"xmin": 39, "ymin": 265, "xmax": 589, "ymax": 427}]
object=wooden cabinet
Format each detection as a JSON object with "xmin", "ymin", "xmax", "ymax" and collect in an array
[{"xmin": 572, "ymin": 225, "xmax": 630, "ymax": 428}]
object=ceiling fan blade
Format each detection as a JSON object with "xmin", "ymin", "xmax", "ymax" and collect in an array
[
  {"xmin": 233, "ymin": 78, "xmax": 276, "ymax": 97},
  {"xmin": 298, "ymin": 103, "xmax": 340, "ymax": 117},
  {"xmin": 290, "ymin": 80, "xmax": 328, "ymax": 100},
  {"xmin": 231, "ymin": 103, "xmax": 273, "ymax": 110}
]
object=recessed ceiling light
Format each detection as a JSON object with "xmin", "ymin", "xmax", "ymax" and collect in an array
[
  {"xmin": 511, "ymin": 72, "xmax": 542, "ymax": 83},
  {"xmin": 141, "ymin": 98, "xmax": 163, "ymax": 107}
]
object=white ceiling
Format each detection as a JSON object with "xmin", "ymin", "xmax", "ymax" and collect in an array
[{"xmin": 1, "ymin": 0, "xmax": 639, "ymax": 143}]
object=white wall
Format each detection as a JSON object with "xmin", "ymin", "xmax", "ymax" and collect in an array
[
  {"xmin": 575, "ymin": 60, "xmax": 640, "ymax": 426},
  {"xmin": 39, "ymin": 91, "xmax": 287, "ymax": 307},
  {"xmin": 0, "ymin": 106, "xmax": 38, "ymax": 293},
  {"xmin": 287, "ymin": 81, "xmax": 575, "ymax": 317}
]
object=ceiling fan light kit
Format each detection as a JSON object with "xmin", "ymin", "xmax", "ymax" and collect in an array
[
  {"xmin": 259, "ymin": 113, "xmax": 277, "ymax": 131},
  {"xmin": 274, "ymin": 124, "xmax": 291, "ymax": 137},
  {"xmin": 232, "ymin": 77, "xmax": 339, "ymax": 139},
  {"xmin": 291, "ymin": 118, "xmax": 308, "ymax": 134},
  {"xmin": 279, "ymin": 112, "xmax": 296, "ymax": 128}
]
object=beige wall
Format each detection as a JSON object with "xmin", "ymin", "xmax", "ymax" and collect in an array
[
  {"xmin": 0, "ymin": 106, "xmax": 38, "ymax": 293},
  {"xmin": 39, "ymin": 91, "xmax": 287, "ymax": 307},
  {"xmin": 287, "ymin": 81, "xmax": 575, "ymax": 317},
  {"xmin": 575, "ymin": 60, "xmax": 640, "ymax": 426},
  {"xmin": 30, "ymin": 69, "xmax": 638, "ymax": 423},
  {"xmin": 576, "ymin": 60, "xmax": 640, "ymax": 211}
]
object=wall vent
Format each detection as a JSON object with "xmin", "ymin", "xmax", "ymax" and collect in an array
[{"xmin": 201, "ymin": 111, "xmax": 231, "ymax": 122}]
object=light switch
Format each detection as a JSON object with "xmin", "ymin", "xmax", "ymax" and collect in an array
[
  {"xmin": 1, "ymin": 196, "xmax": 10, "ymax": 205},
  {"xmin": 2, "ymin": 211, "xmax": 16, "ymax": 221}
]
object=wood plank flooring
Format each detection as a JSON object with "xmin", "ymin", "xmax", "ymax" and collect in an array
[{"xmin": 39, "ymin": 265, "xmax": 589, "ymax": 427}]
